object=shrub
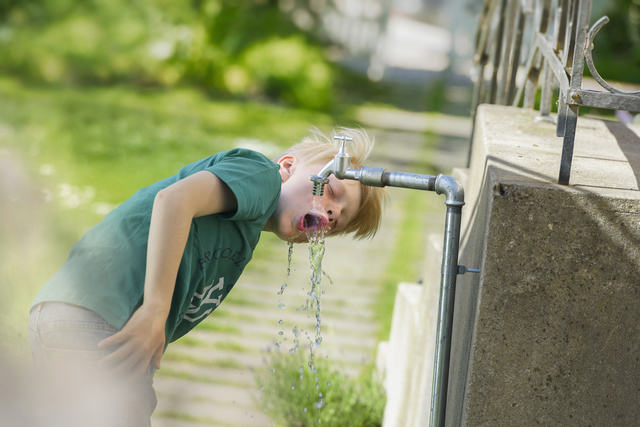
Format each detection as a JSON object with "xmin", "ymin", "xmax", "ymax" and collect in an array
[
  {"xmin": 239, "ymin": 36, "xmax": 333, "ymax": 110},
  {"xmin": 256, "ymin": 350, "xmax": 385, "ymax": 427},
  {"xmin": 588, "ymin": 0, "xmax": 640, "ymax": 85}
]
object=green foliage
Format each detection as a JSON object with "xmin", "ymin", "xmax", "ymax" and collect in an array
[
  {"xmin": 424, "ymin": 79, "xmax": 447, "ymax": 112},
  {"xmin": 0, "ymin": 0, "xmax": 335, "ymax": 109},
  {"xmin": 256, "ymin": 351, "xmax": 386, "ymax": 427},
  {"xmin": 199, "ymin": 0, "xmax": 304, "ymax": 56},
  {"xmin": 1, "ymin": 1, "xmax": 161, "ymax": 84},
  {"xmin": 239, "ymin": 36, "xmax": 333, "ymax": 110},
  {"xmin": 589, "ymin": 0, "xmax": 640, "ymax": 84}
]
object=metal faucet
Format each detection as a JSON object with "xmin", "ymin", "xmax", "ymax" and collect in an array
[
  {"xmin": 310, "ymin": 135, "xmax": 353, "ymax": 196},
  {"xmin": 309, "ymin": 135, "xmax": 477, "ymax": 427}
]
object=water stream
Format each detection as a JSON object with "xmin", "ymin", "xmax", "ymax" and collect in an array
[{"xmin": 271, "ymin": 195, "xmax": 332, "ymax": 423}]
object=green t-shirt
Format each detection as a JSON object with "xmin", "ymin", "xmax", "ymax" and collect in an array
[{"xmin": 33, "ymin": 148, "xmax": 281, "ymax": 343}]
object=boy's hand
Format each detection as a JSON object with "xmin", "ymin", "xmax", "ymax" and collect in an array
[{"xmin": 97, "ymin": 304, "xmax": 166, "ymax": 380}]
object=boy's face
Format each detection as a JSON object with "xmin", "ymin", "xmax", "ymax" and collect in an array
[{"xmin": 267, "ymin": 155, "xmax": 362, "ymax": 243}]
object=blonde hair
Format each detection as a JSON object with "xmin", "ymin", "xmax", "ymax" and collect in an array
[{"xmin": 277, "ymin": 127, "xmax": 388, "ymax": 240}]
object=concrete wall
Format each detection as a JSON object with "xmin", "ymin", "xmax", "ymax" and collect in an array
[{"xmin": 380, "ymin": 104, "xmax": 640, "ymax": 426}]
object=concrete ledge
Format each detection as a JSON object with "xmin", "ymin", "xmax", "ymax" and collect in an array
[{"xmin": 450, "ymin": 105, "xmax": 640, "ymax": 426}]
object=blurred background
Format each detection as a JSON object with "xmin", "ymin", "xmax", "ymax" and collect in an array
[
  {"xmin": 1, "ymin": 0, "xmax": 639, "ymax": 425},
  {"xmin": 0, "ymin": 0, "xmax": 483, "ymax": 361}
]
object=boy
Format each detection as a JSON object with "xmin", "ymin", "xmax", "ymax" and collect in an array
[{"xmin": 28, "ymin": 127, "xmax": 386, "ymax": 426}]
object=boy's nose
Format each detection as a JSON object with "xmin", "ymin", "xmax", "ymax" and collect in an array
[{"xmin": 326, "ymin": 207, "xmax": 339, "ymax": 222}]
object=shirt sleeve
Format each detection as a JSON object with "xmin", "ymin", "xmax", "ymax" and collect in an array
[{"xmin": 204, "ymin": 148, "xmax": 281, "ymax": 221}]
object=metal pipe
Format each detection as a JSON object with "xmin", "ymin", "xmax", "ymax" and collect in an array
[
  {"xmin": 338, "ymin": 166, "xmax": 465, "ymax": 427},
  {"xmin": 431, "ymin": 175, "xmax": 464, "ymax": 427}
]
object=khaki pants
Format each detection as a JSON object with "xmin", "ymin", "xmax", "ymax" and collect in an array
[{"xmin": 28, "ymin": 302, "xmax": 157, "ymax": 427}]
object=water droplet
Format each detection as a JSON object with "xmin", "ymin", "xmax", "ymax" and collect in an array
[
  {"xmin": 278, "ymin": 303, "xmax": 285, "ymax": 309},
  {"xmin": 327, "ymin": 381, "xmax": 331, "ymax": 387},
  {"xmin": 315, "ymin": 399, "xmax": 324, "ymax": 409}
]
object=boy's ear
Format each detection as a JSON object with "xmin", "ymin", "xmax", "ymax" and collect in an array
[{"xmin": 277, "ymin": 154, "xmax": 297, "ymax": 183}]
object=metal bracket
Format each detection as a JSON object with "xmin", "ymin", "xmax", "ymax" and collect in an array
[{"xmin": 457, "ymin": 265, "xmax": 481, "ymax": 275}]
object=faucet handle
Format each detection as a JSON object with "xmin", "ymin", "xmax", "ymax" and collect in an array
[
  {"xmin": 334, "ymin": 135, "xmax": 353, "ymax": 152},
  {"xmin": 334, "ymin": 135, "xmax": 353, "ymax": 142}
]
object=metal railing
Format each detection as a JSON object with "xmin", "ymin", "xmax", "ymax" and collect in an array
[{"xmin": 471, "ymin": 0, "xmax": 640, "ymax": 185}]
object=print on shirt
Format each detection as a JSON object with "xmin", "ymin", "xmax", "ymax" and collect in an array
[
  {"xmin": 184, "ymin": 276, "xmax": 230, "ymax": 322},
  {"xmin": 198, "ymin": 247, "xmax": 247, "ymax": 270}
]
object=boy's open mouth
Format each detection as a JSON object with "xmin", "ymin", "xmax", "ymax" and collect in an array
[{"xmin": 298, "ymin": 213, "xmax": 328, "ymax": 231}]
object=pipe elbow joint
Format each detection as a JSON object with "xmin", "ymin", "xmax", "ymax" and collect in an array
[{"xmin": 435, "ymin": 174, "xmax": 465, "ymax": 207}]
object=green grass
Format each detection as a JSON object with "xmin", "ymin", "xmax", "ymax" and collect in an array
[
  {"xmin": 0, "ymin": 77, "xmax": 335, "ymax": 206},
  {"xmin": 199, "ymin": 307, "xmax": 256, "ymax": 322},
  {"xmin": 156, "ymin": 365, "xmax": 248, "ymax": 386},
  {"xmin": 214, "ymin": 341, "xmax": 254, "ymax": 352},
  {"xmin": 223, "ymin": 294, "xmax": 268, "ymax": 308},
  {"xmin": 192, "ymin": 320, "xmax": 242, "ymax": 334},
  {"xmin": 161, "ymin": 352, "xmax": 246, "ymax": 370},
  {"xmin": 174, "ymin": 334, "xmax": 243, "ymax": 348}
]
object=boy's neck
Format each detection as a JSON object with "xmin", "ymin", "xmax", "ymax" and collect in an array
[{"xmin": 262, "ymin": 217, "xmax": 273, "ymax": 233}]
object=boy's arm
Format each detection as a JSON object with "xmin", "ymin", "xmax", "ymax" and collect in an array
[{"xmin": 98, "ymin": 171, "xmax": 237, "ymax": 379}]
